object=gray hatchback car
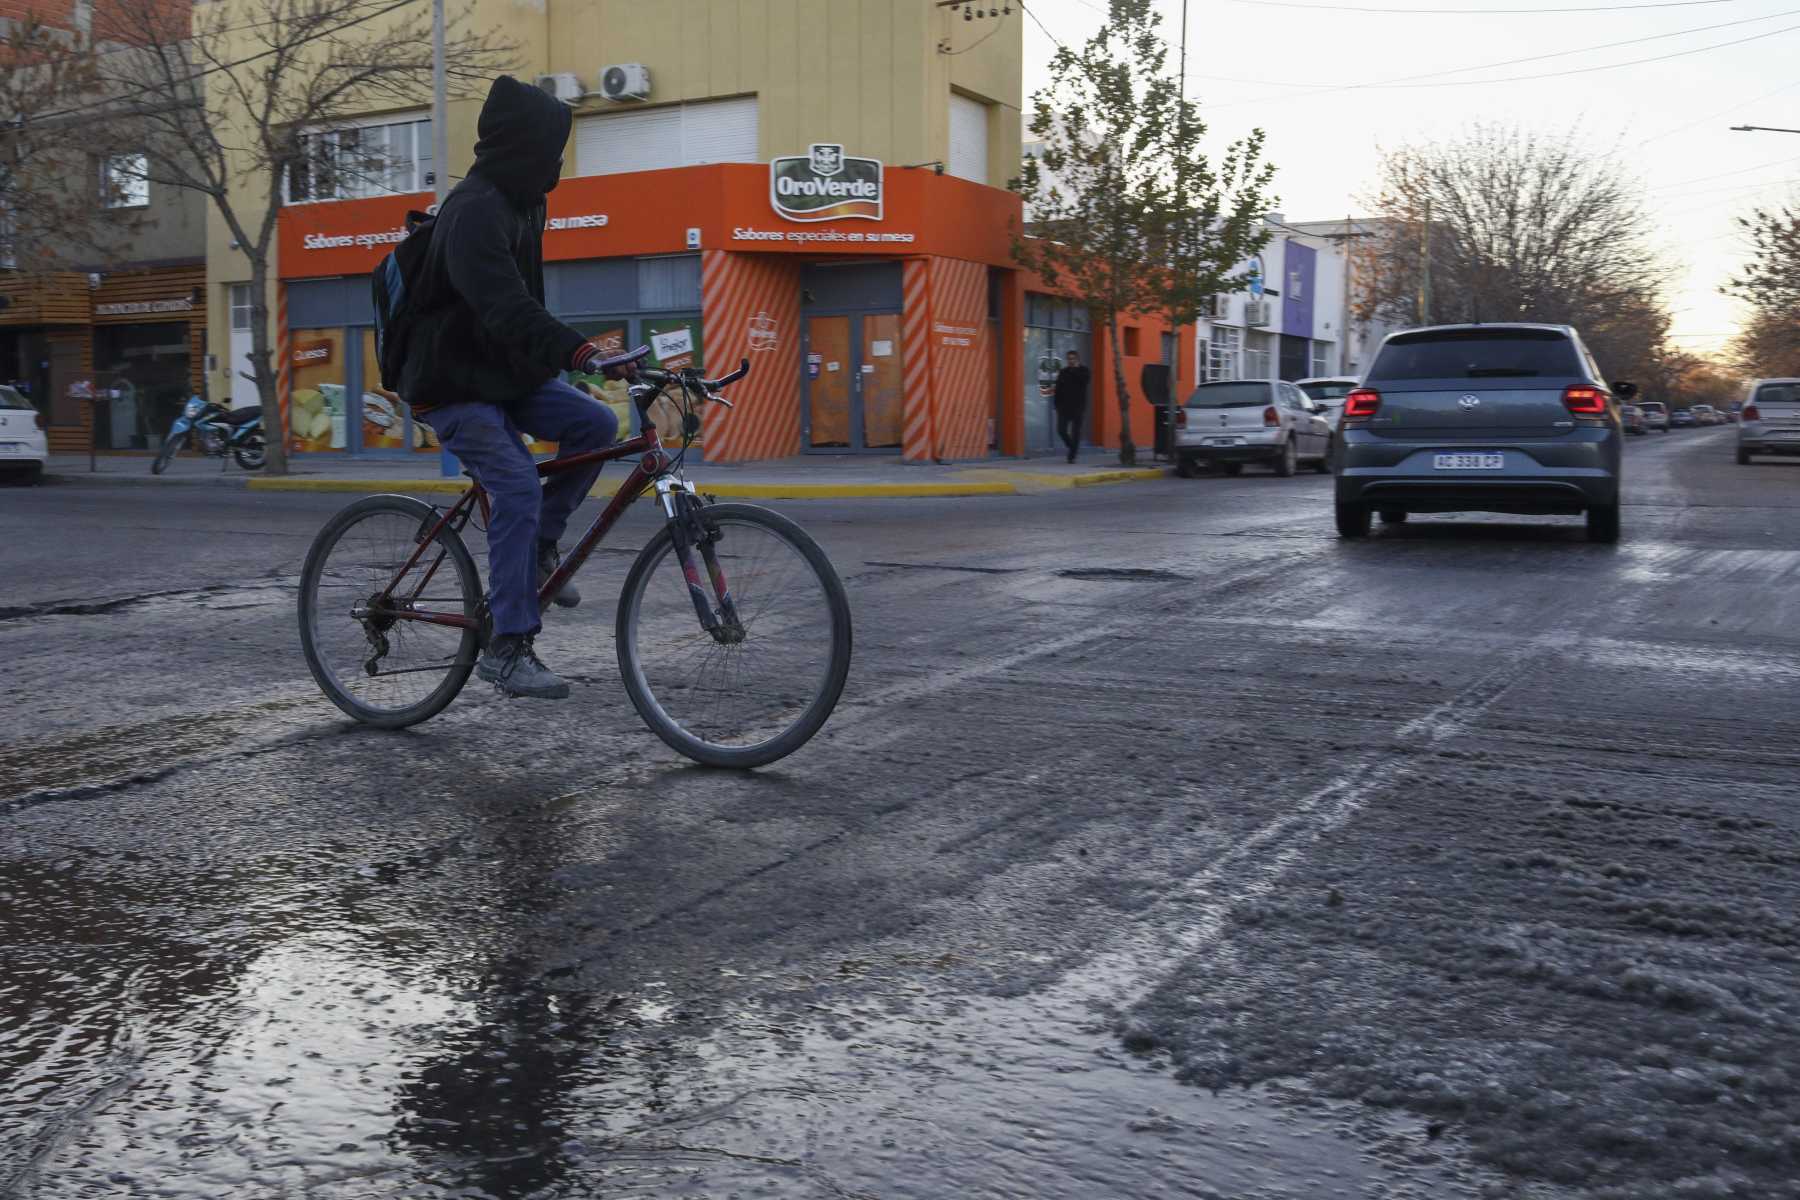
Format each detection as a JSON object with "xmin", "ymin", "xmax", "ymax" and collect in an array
[{"xmin": 1335, "ymin": 323, "xmax": 1626, "ymax": 543}]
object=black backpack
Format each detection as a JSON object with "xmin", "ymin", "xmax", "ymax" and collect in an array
[{"xmin": 371, "ymin": 209, "xmax": 436, "ymax": 393}]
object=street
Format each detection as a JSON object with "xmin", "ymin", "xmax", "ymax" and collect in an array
[{"xmin": 4, "ymin": 425, "xmax": 1799, "ymax": 1198}]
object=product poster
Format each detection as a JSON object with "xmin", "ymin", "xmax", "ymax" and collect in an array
[
  {"xmin": 289, "ymin": 330, "xmax": 347, "ymax": 453},
  {"xmin": 643, "ymin": 315, "xmax": 703, "ymax": 446},
  {"xmin": 566, "ymin": 320, "xmax": 632, "ymax": 441},
  {"xmin": 357, "ymin": 329, "xmax": 420, "ymax": 451}
]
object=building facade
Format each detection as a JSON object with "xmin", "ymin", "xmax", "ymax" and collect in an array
[
  {"xmin": 199, "ymin": 0, "xmax": 1170, "ymax": 463},
  {"xmin": 1, "ymin": 1, "xmax": 210, "ymax": 453}
]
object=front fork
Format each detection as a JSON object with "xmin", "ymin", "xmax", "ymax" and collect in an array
[{"xmin": 656, "ymin": 477, "xmax": 744, "ymax": 644}]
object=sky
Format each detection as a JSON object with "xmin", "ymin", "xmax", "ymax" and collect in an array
[{"xmin": 1005, "ymin": 0, "xmax": 1800, "ymax": 356}]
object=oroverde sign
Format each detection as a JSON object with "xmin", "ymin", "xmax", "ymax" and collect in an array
[{"xmin": 769, "ymin": 144, "xmax": 883, "ymax": 222}]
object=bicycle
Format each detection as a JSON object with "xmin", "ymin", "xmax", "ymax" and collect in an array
[{"xmin": 296, "ymin": 350, "xmax": 853, "ymax": 769}]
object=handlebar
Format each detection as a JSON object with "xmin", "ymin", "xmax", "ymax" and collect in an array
[{"xmin": 636, "ymin": 357, "xmax": 751, "ymax": 394}]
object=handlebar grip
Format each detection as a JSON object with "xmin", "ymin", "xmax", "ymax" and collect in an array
[{"xmin": 703, "ymin": 358, "xmax": 751, "ymax": 391}]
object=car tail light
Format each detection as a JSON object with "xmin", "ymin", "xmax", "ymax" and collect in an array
[
  {"xmin": 1343, "ymin": 388, "xmax": 1380, "ymax": 419},
  {"xmin": 34, "ymin": 410, "xmax": 47, "ymax": 431},
  {"xmin": 1175, "ymin": 408, "xmax": 1187, "ymax": 428},
  {"xmin": 1742, "ymin": 403, "xmax": 1760, "ymax": 422},
  {"xmin": 1263, "ymin": 405, "xmax": 1280, "ymax": 428},
  {"xmin": 1563, "ymin": 385, "xmax": 1607, "ymax": 416}
]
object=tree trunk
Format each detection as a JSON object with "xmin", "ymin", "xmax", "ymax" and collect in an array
[
  {"xmin": 249, "ymin": 257, "xmax": 287, "ymax": 475},
  {"xmin": 1106, "ymin": 313, "xmax": 1137, "ymax": 467}
]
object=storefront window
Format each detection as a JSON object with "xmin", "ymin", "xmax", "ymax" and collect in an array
[
  {"xmin": 289, "ymin": 327, "xmax": 348, "ymax": 452},
  {"xmin": 566, "ymin": 319, "xmax": 632, "ymax": 443},
  {"xmin": 644, "ymin": 315, "xmax": 703, "ymax": 446},
  {"xmin": 92, "ymin": 322, "xmax": 190, "ymax": 449},
  {"xmin": 357, "ymin": 328, "xmax": 427, "ymax": 451}
]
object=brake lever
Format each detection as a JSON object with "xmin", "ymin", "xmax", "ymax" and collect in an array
[{"xmin": 706, "ymin": 391, "xmax": 734, "ymax": 410}]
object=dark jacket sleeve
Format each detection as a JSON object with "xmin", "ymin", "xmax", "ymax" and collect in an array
[{"xmin": 438, "ymin": 189, "xmax": 588, "ymax": 371}]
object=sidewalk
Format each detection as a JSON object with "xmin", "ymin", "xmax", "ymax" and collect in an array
[{"xmin": 44, "ymin": 450, "xmax": 1170, "ymax": 499}]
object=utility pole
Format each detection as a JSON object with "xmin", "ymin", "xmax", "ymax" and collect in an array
[
  {"xmin": 1418, "ymin": 198, "xmax": 1432, "ymax": 326},
  {"xmin": 432, "ymin": 0, "xmax": 448, "ymax": 206}
]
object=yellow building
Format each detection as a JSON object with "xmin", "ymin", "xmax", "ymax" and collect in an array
[{"xmin": 203, "ymin": 1, "xmax": 1071, "ymax": 461}]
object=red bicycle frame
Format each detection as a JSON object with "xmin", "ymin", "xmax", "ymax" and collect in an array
[{"xmin": 372, "ymin": 426, "xmax": 676, "ymax": 633}]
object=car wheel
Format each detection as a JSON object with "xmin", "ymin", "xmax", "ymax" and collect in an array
[
  {"xmin": 1273, "ymin": 438, "xmax": 1297, "ymax": 478},
  {"xmin": 1586, "ymin": 503, "xmax": 1621, "ymax": 544},
  {"xmin": 1175, "ymin": 455, "xmax": 1198, "ymax": 479},
  {"xmin": 1379, "ymin": 510, "xmax": 1408, "ymax": 525},
  {"xmin": 1313, "ymin": 444, "xmax": 1332, "ymax": 474},
  {"xmin": 1336, "ymin": 502, "xmax": 1371, "ymax": 539},
  {"xmin": 1737, "ymin": 446, "xmax": 1752, "ymax": 465},
  {"xmin": 1221, "ymin": 462, "xmax": 1244, "ymax": 477}
]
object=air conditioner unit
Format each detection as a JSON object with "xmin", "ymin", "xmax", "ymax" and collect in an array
[
  {"xmin": 535, "ymin": 73, "xmax": 583, "ymax": 104},
  {"xmin": 1244, "ymin": 299, "xmax": 1272, "ymax": 327},
  {"xmin": 599, "ymin": 63, "xmax": 652, "ymax": 102},
  {"xmin": 1198, "ymin": 292, "xmax": 1232, "ymax": 319}
]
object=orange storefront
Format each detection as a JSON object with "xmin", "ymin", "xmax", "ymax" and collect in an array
[{"xmin": 275, "ymin": 154, "xmax": 1049, "ymax": 464}]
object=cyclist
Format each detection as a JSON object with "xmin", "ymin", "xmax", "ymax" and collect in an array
[{"xmin": 398, "ymin": 74, "xmax": 635, "ymax": 700}]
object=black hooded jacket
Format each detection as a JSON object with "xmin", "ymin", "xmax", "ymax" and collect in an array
[{"xmin": 399, "ymin": 76, "xmax": 590, "ymax": 413}]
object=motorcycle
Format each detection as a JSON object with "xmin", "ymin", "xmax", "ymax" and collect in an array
[{"xmin": 152, "ymin": 397, "xmax": 265, "ymax": 474}]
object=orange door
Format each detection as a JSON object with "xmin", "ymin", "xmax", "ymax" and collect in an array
[
  {"xmin": 807, "ymin": 316, "xmax": 852, "ymax": 448},
  {"xmin": 861, "ymin": 313, "xmax": 903, "ymax": 449}
]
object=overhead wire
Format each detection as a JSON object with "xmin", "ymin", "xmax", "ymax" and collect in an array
[{"xmin": 1225, "ymin": 0, "xmax": 1741, "ymax": 11}]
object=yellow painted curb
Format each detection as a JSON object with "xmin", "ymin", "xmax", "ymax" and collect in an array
[{"xmin": 248, "ymin": 476, "xmax": 1019, "ymax": 499}]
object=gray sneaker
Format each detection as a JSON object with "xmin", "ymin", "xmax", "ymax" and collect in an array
[
  {"xmin": 476, "ymin": 634, "xmax": 571, "ymax": 699},
  {"xmin": 538, "ymin": 540, "xmax": 580, "ymax": 608}
]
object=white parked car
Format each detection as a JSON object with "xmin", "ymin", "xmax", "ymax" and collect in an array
[
  {"xmin": 0, "ymin": 386, "xmax": 48, "ymax": 485},
  {"xmin": 1174, "ymin": 379, "xmax": 1334, "ymax": 478},
  {"xmin": 1737, "ymin": 378, "xmax": 1800, "ymax": 464},
  {"xmin": 1296, "ymin": 376, "xmax": 1360, "ymax": 427},
  {"xmin": 1691, "ymin": 404, "xmax": 1720, "ymax": 426}
]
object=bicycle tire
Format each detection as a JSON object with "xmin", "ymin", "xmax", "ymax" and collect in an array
[
  {"xmin": 616, "ymin": 502, "xmax": 852, "ymax": 769},
  {"xmin": 151, "ymin": 432, "xmax": 185, "ymax": 475},
  {"xmin": 298, "ymin": 494, "xmax": 481, "ymax": 729}
]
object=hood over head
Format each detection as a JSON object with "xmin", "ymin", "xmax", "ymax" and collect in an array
[{"xmin": 469, "ymin": 75, "xmax": 572, "ymax": 205}]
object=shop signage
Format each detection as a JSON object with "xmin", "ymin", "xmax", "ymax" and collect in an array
[
  {"xmin": 300, "ymin": 214, "xmax": 608, "ymax": 252},
  {"xmin": 769, "ymin": 143, "xmax": 883, "ymax": 222},
  {"xmin": 95, "ymin": 297, "xmax": 194, "ymax": 317},
  {"xmin": 292, "ymin": 337, "xmax": 334, "ymax": 367}
]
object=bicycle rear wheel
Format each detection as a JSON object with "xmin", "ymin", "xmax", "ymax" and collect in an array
[
  {"xmin": 299, "ymin": 494, "xmax": 482, "ymax": 728},
  {"xmin": 617, "ymin": 502, "xmax": 852, "ymax": 768}
]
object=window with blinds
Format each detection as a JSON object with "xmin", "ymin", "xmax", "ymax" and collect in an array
[
  {"xmin": 948, "ymin": 94, "xmax": 989, "ymax": 184},
  {"xmin": 575, "ymin": 97, "xmax": 759, "ymax": 177}
]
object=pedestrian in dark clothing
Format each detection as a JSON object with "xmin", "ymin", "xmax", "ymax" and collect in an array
[
  {"xmin": 398, "ymin": 75, "xmax": 636, "ymax": 701},
  {"xmin": 1053, "ymin": 351, "xmax": 1091, "ymax": 464}
]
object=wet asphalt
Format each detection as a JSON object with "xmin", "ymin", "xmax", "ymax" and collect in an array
[{"xmin": 3, "ymin": 425, "xmax": 1797, "ymax": 1199}]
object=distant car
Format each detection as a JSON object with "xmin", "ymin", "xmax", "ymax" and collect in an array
[
  {"xmin": 1726, "ymin": 402, "xmax": 1742, "ymax": 423},
  {"xmin": 1670, "ymin": 408, "xmax": 1697, "ymax": 428},
  {"xmin": 1737, "ymin": 379, "xmax": 1800, "ymax": 464},
  {"xmin": 1175, "ymin": 379, "xmax": 1334, "ymax": 478},
  {"xmin": 0, "ymin": 385, "xmax": 48, "ymax": 485},
  {"xmin": 1692, "ymin": 404, "xmax": 1720, "ymax": 426},
  {"xmin": 1639, "ymin": 400, "xmax": 1669, "ymax": 432},
  {"xmin": 1621, "ymin": 404, "xmax": 1647, "ymax": 435},
  {"xmin": 1334, "ymin": 323, "xmax": 1624, "ymax": 543},
  {"xmin": 1296, "ymin": 376, "xmax": 1360, "ymax": 427}
]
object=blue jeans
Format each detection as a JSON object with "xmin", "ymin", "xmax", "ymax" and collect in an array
[{"xmin": 419, "ymin": 379, "xmax": 619, "ymax": 637}]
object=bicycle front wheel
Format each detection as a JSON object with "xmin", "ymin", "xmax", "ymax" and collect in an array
[
  {"xmin": 299, "ymin": 494, "xmax": 482, "ymax": 728},
  {"xmin": 617, "ymin": 502, "xmax": 852, "ymax": 768}
]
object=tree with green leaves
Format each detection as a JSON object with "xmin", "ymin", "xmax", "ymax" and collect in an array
[{"xmin": 1014, "ymin": 0, "xmax": 1275, "ymax": 466}]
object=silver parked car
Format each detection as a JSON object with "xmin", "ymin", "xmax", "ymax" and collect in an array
[
  {"xmin": 1335, "ymin": 323, "xmax": 1626, "ymax": 543},
  {"xmin": 1296, "ymin": 376, "xmax": 1360, "ymax": 426},
  {"xmin": 1639, "ymin": 400, "xmax": 1669, "ymax": 432},
  {"xmin": 1174, "ymin": 379, "xmax": 1334, "ymax": 478},
  {"xmin": 1736, "ymin": 379, "xmax": 1800, "ymax": 464}
]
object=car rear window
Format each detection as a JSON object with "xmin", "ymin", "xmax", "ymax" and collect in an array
[
  {"xmin": 1368, "ymin": 328, "xmax": 1581, "ymax": 381},
  {"xmin": 0, "ymin": 387, "xmax": 32, "ymax": 410},
  {"xmin": 1641, "ymin": 402, "xmax": 1666, "ymax": 412},
  {"xmin": 1300, "ymin": 381, "xmax": 1354, "ymax": 402},
  {"xmin": 1186, "ymin": 382, "xmax": 1271, "ymax": 408},
  {"xmin": 1755, "ymin": 383, "xmax": 1799, "ymax": 405}
]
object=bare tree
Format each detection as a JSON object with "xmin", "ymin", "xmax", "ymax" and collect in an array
[
  {"xmin": 1725, "ymin": 197, "xmax": 1800, "ymax": 378},
  {"xmin": 0, "ymin": 15, "xmax": 146, "ymax": 272},
  {"xmin": 92, "ymin": 0, "xmax": 509, "ymax": 473},
  {"xmin": 1355, "ymin": 124, "xmax": 1672, "ymax": 383}
]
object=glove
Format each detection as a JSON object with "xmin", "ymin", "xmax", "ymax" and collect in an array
[{"xmin": 571, "ymin": 342, "xmax": 638, "ymax": 381}]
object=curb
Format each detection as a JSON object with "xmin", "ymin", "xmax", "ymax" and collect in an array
[{"xmin": 55, "ymin": 464, "xmax": 1170, "ymax": 498}]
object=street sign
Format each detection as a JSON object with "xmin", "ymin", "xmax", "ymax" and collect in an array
[{"xmin": 1248, "ymin": 256, "xmax": 1265, "ymax": 299}]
